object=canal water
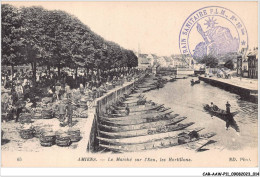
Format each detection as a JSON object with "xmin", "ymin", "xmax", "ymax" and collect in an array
[{"xmin": 144, "ymin": 77, "xmax": 258, "ymax": 151}]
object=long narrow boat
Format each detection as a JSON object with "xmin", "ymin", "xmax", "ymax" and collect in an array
[
  {"xmin": 136, "ymin": 86, "xmax": 157, "ymax": 93},
  {"xmin": 137, "ymin": 84, "xmax": 156, "ymax": 89},
  {"xmin": 100, "ymin": 110, "xmax": 173, "ymax": 123},
  {"xmin": 120, "ymin": 99, "xmax": 148, "ymax": 106},
  {"xmin": 122, "ymin": 98, "xmax": 147, "ymax": 104},
  {"xmin": 183, "ymin": 139, "xmax": 217, "ymax": 152},
  {"xmin": 124, "ymin": 93, "xmax": 143, "ymax": 98},
  {"xmin": 191, "ymin": 80, "xmax": 200, "ymax": 85},
  {"xmin": 123, "ymin": 96, "xmax": 146, "ymax": 102},
  {"xmin": 100, "ymin": 113, "xmax": 173, "ymax": 126},
  {"xmin": 101, "ymin": 109, "xmax": 172, "ymax": 120},
  {"xmin": 109, "ymin": 107, "xmax": 171, "ymax": 117},
  {"xmin": 101, "ymin": 111, "xmax": 173, "ymax": 125},
  {"xmin": 110, "ymin": 104, "xmax": 164, "ymax": 115},
  {"xmin": 100, "ymin": 107, "xmax": 169, "ymax": 118},
  {"xmin": 114, "ymin": 103, "xmax": 163, "ymax": 112},
  {"xmin": 99, "ymin": 116, "xmax": 187, "ymax": 132},
  {"xmin": 98, "ymin": 127, "xmax": 204, "ymax": 145},
  {"xmin": 99, "ymin": 121, "xmax": 194, "ymax": 138},
  {"xmin": 124, "ymin": 95, "xmax": 145, "ymax": 101},
  {"xmin": 203, "ymin": 104, "xmax": 238, "ymax": 117},
  {"xmin": 98, "ymin": 131, "xmax": 215, "ymax": 153},
  {"xmin": 203, "ymin": 104, "xmax": 240, "ymax": 132}
]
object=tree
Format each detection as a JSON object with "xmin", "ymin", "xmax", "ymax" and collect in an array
[
  {"xmin": 200, "ymin": 55, "xmax": 218, "ymax": 68},
  {"xmin": 20, "ymin": 6, "xmax": 48, "ymax": 83},
  {"xmin": 2, "ymin": 4, "xmax": 25, "ymax": 77},
  {"xmin": 224, "ymin": 59, "xmax": 234, "ymax": 70},
  {"xmin": 126, "ymin": 50, "xmax": 138, "ymax": 68}
]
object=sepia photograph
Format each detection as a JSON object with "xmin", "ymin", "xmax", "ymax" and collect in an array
[{"xmin": 1, "ymin": 1, "xmax": 258, "ymax": 170}]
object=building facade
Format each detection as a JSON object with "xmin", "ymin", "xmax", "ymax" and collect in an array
[
  {"xmin": 237, "ymin": 55, "xmax": 249, "ymax": 78},
  {"xmin": 248, "ymin": 49, "xmax": 258, "ymax": 79}
]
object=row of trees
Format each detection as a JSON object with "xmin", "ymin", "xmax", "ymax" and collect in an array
[
  {"xmin": 200, "ymin": 55, "xmax": 234, "ymax": 69},
  {"xmin": 2, "ymin": 4, "xmax": 138, "ymax": 83}
]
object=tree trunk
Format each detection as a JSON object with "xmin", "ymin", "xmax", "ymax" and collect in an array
[
  {"xmin": 75, "ymin": 67, "xmax": 78, "ymax": 78},
  {"xmin": 58, "ymin": 64, "xmax": 61, "ymax": 79},
  {"xmin": 11, "ymin": 65, "xmax": 14, "ymax": 81},
  {"xmin": 33, "ymin": 60, "xmax": 37, "ymax": 84},
  {"xmin": 97, "ymin": 68, "xmax": 100, "ymax": 81},
  {"xmin": 11, "ymin": 65, "xmax": 14, "ymax": 89},
  {"xmin": 47, "ymin": 64, "xmax": 51, "ymax": 76},
  {"xmin": 30, "ymin": 61, "xmax": 36, "ymax": 85},
  {"xmin": 86, "ymin": 67, "xmax": 89, "ymax": 75}
]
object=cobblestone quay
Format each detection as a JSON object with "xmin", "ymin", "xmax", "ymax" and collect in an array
[{"xmin": 199, "ymin": 76, "xmax": 258, "ymax": 102}]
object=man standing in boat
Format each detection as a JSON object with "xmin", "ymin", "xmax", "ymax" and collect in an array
[
  {"xmin": 225, "ymin": 101, "xmax": 232, "ymax": 130},
  {"xmin": 226, "ymin": 101, "xmax": 231, "ymax": 114},
  {"xmin": 125, "ymin": 105, "xmax": 130, "ymax": 116},
  {"xmin": 210, "ymin": 102, "xmax": 214, "ymax": 109}
]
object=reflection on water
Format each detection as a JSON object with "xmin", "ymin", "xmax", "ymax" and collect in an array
[{"xmin": 145, "ymin": 77, "xmax": 258, "ymax": 151}]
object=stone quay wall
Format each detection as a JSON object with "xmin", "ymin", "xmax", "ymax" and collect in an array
[{"xmin": 86, "ymin": 76, "xmax": 145, "ymax": 152}]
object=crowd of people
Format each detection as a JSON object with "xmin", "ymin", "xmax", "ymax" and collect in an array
[{"xmin": 1, "ymin": 66, "xmax": 145, "ymax": 125}]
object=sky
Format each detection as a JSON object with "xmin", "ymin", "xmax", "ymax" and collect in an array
[{"xmin": 3, "ymin": 1, "xmax": 258, "ymax": 56}]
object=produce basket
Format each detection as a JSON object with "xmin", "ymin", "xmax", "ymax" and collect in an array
[
  {"xmin": 19, "ymin": 113, "xmax": 32, "ymax": 124},
  {"xmin": 67, "ymin": 130, "xmax": 81, "ymax": 142},
  {"xmin": 41, "ymin": 108, "xmax": 53, "ymax": 119},
  {"xmin": 34, "ymin": 127, "xmax": 44, "ymax": 138},
  {"xmin": 40, "ymin": 141, "xmax": 54, "ymax": 147},
  {"xmin": 20, "ymin": 128, "xmax": 35, "ymax": 139},
  {"xmin": 56, "ymin": 136, "xmax": 71, "ymax": 147},
  {"xmin": 39, "ymin": 132, "xmax": 56, "ymax": 147}
]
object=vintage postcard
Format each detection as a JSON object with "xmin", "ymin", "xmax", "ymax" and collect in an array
[{"xmin": 1, "ymin": 1, "xmax": 258, "ymax": 169}]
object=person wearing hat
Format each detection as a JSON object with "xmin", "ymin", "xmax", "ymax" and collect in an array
[
  {"xmin": 57, "ymin": 100, "xmax": 66, "ymax": 126},
  {"xmin": 210, "ymin": 102, "xmax": 214, "ymax": 109},
  {"xmin": 66, "ymin": 99, "xmax": 74, "ymax": 127},
  {"xmin": 15, "ymin": 98, "xmax": 24, "ymax": 122},
  {"xmin": 226, "ymin": 101, "xmax": 231, "ymax": 114}
]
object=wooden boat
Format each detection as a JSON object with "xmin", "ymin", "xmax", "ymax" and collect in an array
[
  {"xmin": 123, "ymin": 93, "xmax": 143, "ymax": 98},
  {"xmin": 98, "ymin": 127, "xmax": 204, "ymax": 145},
  {"xmin": 99, "ymin": 121, "xmax": 194, "ymax": 138},
  {"xmin": 109, "ymin": 107, "xmax": 171, "ymax": 117},
  {"xmin": 183, "ymin": 139, "xmax": 217, "ymax": 152},
  {"xmin": 100, "ymin": 110, "xmax": 173, "ymax": 122},
  {"xmin": 168, "ymin": 77, "xmax": 177, "ymax": 82},
  {"xmin": 122, "ymin": 98, "xmax": 147, "ymax": 104},
  {"xmin": 98, "ymin": 130, "xmax": 215, "ymax": 152},
  {"xmin": 203, "ymin": 104, "xmax": 240, "ymax": 132},
  {"xmin": 113, "ymin": 103, "xmax": 164, "ymax": 113},
  {"xmin": 175, "ymin": 76, "xmax": 187, "ymax": 79},
  {"xmin": 161, "ymin": 75, "xmax": 176, "ymax": 82},
  {"xmin": 136, "ymin": 86, "xmax": 157, "ymax": 93},
  {"xmin": 203, "ymin": 104, "xmax": 238, "ymax": 118},
  {"xmin": 99, "ymin": 116, "xmax": 187, "ymax": 132},
  {"xmin": 124, "ymin": 95, "xmax": 145, "ymax": 101},
  {"xmin": 120, "ymin": 98, "xmax": 148, "ymax": 106},
  {"xmin": 191, "ymin": 80, "xmax": 200, "ymax": 85},
  {"xmin": 100, "ymin": 114, "xmax": 174, "ymax": 126},
  {"xmin": 137, "ymin": 84, "xmax": 157, "ymax": 89}
]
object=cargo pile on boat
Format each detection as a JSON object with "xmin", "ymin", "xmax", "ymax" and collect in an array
[{"xmin": 97, "ymin": 75, "xmax": 217, "ymax": 153}]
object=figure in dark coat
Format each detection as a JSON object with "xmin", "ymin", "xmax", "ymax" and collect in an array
[{"xmin": 226, "ymin": 101, "xmax": 231, "ymax": 114}]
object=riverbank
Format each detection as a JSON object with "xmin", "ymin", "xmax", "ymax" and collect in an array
[{"xmin": 199, "ymin": 76, "xmax": 258, "ymax": 102}]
